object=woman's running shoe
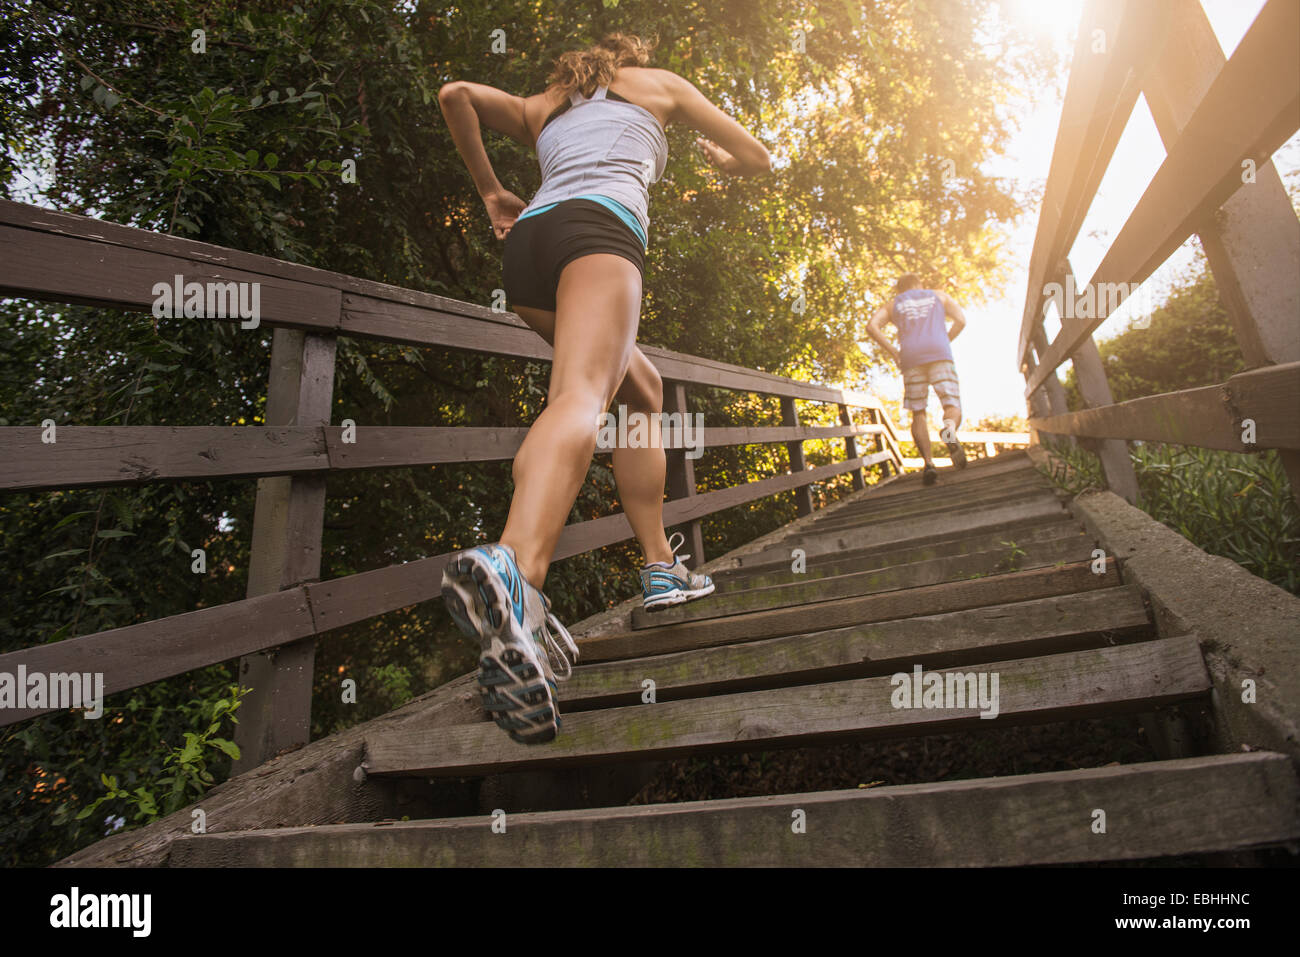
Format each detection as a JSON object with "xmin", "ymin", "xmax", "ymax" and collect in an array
[
  {"xmin": 640, "ymin": 531, "xmax": 715, "ymax": 611},
  {"xmin": 440, "ymin": 543, "xmax": 578, "ymax": 745}
]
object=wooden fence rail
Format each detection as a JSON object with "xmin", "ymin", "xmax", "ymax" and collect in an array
[
  {"xmin": 0, "ymin": 198, "xmax": 904, "ymax": 767},
  {"xmin": 1016, "ymin": 0, "xmax": 1300, "ymax": 505}
]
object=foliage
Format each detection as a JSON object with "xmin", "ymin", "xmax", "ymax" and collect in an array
[
  {"xmin": 1037, "ymin": 440, "xmax": 1300, "ymax": 596},
  {"xmin": 71, "ymin": 684, "xmax": 248, "ymax": 831}
]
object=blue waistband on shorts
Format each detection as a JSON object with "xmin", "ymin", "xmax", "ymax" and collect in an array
[{"xmin": 515, "ymin": 194, "xmax": 647, "ymax": 248}]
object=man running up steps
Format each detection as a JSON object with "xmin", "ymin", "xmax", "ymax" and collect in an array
[{"xmin": 867, "ymin": 272, "xmax": 969, "ymax": 486}]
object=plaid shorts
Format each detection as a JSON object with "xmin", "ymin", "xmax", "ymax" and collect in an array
[{"xmin": 903, "ymin": 360, "xmax": 961, "ymax": 412}]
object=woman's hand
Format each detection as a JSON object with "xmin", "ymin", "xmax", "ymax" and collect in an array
[
  {"xmin": 483, "ymin": 188, "xmax": 526, "ymax": 239},
  {"xmin": 696, "ymin": 136, "xmax": 743, "ymax": 174}
]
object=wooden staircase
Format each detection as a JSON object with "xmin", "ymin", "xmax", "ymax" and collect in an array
[{"xmin": 165, "ymin": 450, "xmax": 1300, "ymax": 866}]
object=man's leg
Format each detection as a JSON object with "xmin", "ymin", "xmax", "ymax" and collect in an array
[
  {"xmin": 911, "ymin": 409, "xmax": 934, "ymax": 466},
  {"xmin": 940, "ymin": 403, "xmax": 962, "ymax": 442},
  {"xmin": 904, "ymin": 365, "xmax": 937, "ymax": 483},
  {"xmin": 934, "ymin": 361, "xmax": 967, "ymax": 468}
]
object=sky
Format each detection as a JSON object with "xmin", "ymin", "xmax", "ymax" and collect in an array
[{"xmin": 863, "ymin": 0, "xmax": 1299, "ymax": 427}]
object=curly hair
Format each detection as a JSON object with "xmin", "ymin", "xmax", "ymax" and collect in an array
[{"xmin": 548, "ymin": 33, "xmax": 655, "ymax": 98}]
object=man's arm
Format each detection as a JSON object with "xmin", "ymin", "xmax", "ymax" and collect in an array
[
  {"xmin": 866, "ymin": 305, "xmax": 902, "ymax": 366},
  {"xmin": 938, "ymin": 290, "xmax": 967, "ymax": 342}
]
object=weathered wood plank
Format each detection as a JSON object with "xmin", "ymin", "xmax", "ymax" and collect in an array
[
  {"xmin": 363, "ymin": 636, "xmax": 1210, "ymax": 777},
  {"xmin": 1144, "ymin": 0, "xmax": 1300, "ymax": 371},
  {"xmin": 781, "ymin": 397, "xmax": 813, "ymax": 516},
  {"xmin": 809, "ymin": 483, "xmax": 1058, "ymax": 531},
  {"xmin": 169, "ymin": 752, "xmax": 1299, "ymax": 867},
  {"xmin": 629, "ymin": 530, "xmax": 1095, "ymax": 629},
  {"xmin": 0, "ymin": 199, "xmax": 894, "ymax": 411},
  {"xmin": 1026, "ymin": 0, "xmax": 1300, "ymax": 392},
  {"xmin": 0, "ymin": 422, "xmax": 887, "ymax": 492},
  {"xmin": 719, "ymin": 497, "xmax": 1069, "ymax": 570},
  {"xmin": 722, "ymin": 526, "xmax": 1088, "ymax": 590},
  {"xmin": 722, "ymin": 516, "xmax": 1083, "ymax": 580},
  {"xmin": 0, "ymin": 588, "xmax": 314, "ymax": 726},
  {"xmin": 0, "ymin": 426, "xmax": 326, "ymax": 491},
  {"xmin": 1029, "ymin": 363, "xmax": 1300, "ymax": 451},
  {"xmin": 0, "ymin": 223, "xmax": 341, "ymax": 331},
  {"xmin": 663, "ymin": 382, "xmax": 705, "ymax": 564},
  {"xmin": 565, "ymin": 586, "xmax": 1151, "ymax": 708},
  {"xmin": 584, "ymin": 561, "xmax": 1120, "ymax": 663},
  {"xmin": 1016, "ymin": 0, "xmax": 1165, "ymax": 366},
  {"xmin": 841, "ymin": 452, "xmax": 1035, "ymax": 502},
  {"xmin": 0, "ymin": 445, "xmax": 894, "ymax": 707},
  {"xmin": 233, "ymin": 329, "xmax": 336, "ymax": 770}
]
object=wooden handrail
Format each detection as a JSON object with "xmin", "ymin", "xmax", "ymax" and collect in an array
[
  {"xmin": 1017, "ymin": 0, "xmax": 1300, "ymax": 506},
  {"xmin": 0, "ymin": 199, "xmax": 906, "ymax": 741},
  {"xmin": 1024, "ymin": 0, "xmax": 1300, "ymax": 396}
]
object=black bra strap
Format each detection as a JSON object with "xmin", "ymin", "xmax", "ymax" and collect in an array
[
  {"xmin": 540, "ymin": 99, "xmax": 571, "ymax": 132},
  {"xmin": 540, "ymin": 89, "xmax": 644, "ymax": 133}
]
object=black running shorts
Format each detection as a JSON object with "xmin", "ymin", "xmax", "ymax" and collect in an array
[{"xmin": 502, "ymin": 198, "xmax": 646, "ymax": 312}]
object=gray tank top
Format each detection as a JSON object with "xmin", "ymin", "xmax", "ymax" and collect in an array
[{"xmin": 522, "ymin": 84, "xmax": 668, "ymax": 241}]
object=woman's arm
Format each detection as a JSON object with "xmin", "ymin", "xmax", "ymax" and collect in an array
[
  {"xmin": 660, "ymin": 71, "xmax": 771, "ymax": 175},
  {"xmin": 437, "ymin": 81, "xmax": 531, "ymax": 238}
]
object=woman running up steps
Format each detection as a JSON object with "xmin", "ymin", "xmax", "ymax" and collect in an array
[{"xmin": 437, "ymin": 33, "xmax": 771, "ymax": 744}]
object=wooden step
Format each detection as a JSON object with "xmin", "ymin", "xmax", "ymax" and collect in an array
[
  {"xmin": 631, "ymin": 532, "xmax": 1096, "ymax": 629},
  {"xmin": 167, "ymin": 752, "xmax": 1299, "ymax": 867},
  {"xmin": 363, "ymin": 635, "xmax": 1209, "ymax": 778},
  {"xmin": 703, "ymin": 528, "xmax": 1090, "ymax": 595},
  {"xmin": 718, "ymin": 519, "xmax": 1085, "ymax": 584},
  {"xmin": 583, "ymin": 561, "xmax": 1119, "ymax": 663},
  {"xmin": 723, "ymin": 516, "xmax": 1085, "ymax": 578},
  {"xmin": 811, "ymin": 473, "xmax": 1055, "ymax": 526},
  {"xmin": 810, "ymin": 486, "xmax": 1062, "ymax": 533},
  {"xmin": 768, "ymin": 497, "xmax": 1071, "ymax": 561},
  {"xmin": 859, "ymin": 452, "xmax": 1036, "ymax": 497},
  {"xmin": 565, "ymin": 586, "xmax": 1151, "ymax": 709}
]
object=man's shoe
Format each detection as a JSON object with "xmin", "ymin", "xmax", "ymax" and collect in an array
[
  {"xmin": 940, "ymin": 424, "xmax": 968, "ymax": 469},
  {"xmin": 922, "ymin": 464, "xmax": 938, "ymax": 486}
]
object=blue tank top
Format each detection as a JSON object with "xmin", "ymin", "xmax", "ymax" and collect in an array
[
  {"xmin": 516, "ymin": 84, "xmax": 668, "ymax": 248},
  {"xmin": 890, "ymin": 288, "xmax": 953, "ymax": 370}
]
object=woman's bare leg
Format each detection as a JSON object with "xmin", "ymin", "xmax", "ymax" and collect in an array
[
  {"xmin": 611, "ymin": 351, "xmax": 674, "ymax": 567},
  {"xmin": 501, "ymin": 254, "xmax": 643, "ymax": 589}
]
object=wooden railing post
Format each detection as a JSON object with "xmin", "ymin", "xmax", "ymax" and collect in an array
[
  {"xmin": 780, "ymin": 396, "xmax": 814, "ymax": 516},
  {"xmin": 1030, "ymin": 329, "xmax": 1074, "ymax": 433},
  {"xmin": 1055, "ymin": 264, "xmax": 1140, "ymax": 502},
  {"xmin": 838, "ymin": 403, "xmax": 866, "ymax": 491},
  {"xmin": 1142, "ymin": 0, "xmax": 1300, "ymax": 499},
  {"xmin": 233, "ymin": 328, "xmax": 337, "ymax": 772},
  {"xmin": 663, "ymin": 381, "xmax": 704, "ymax": 565}
]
